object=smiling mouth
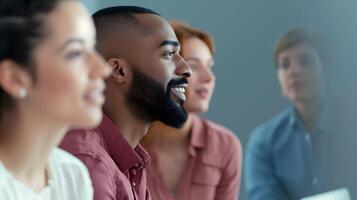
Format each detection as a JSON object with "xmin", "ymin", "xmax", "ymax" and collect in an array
[
  {"xmin": 170, "ymin": 83, "xmax": 188, "ymax": 103},
  {"xmin": 84, "ymin": 86, "xmax": 105, "ymax": 106}
]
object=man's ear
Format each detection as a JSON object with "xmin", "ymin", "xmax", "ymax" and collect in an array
[
  {"xmin": 107, "ymin": 58, "xmax": 130, "ymax": 84},
  {"xmin": 0, "ymin": 60, "xmax": 31, "ymax": 99}
]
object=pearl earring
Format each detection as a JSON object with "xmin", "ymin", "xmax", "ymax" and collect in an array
[{"xmin": 18, "ymin": 88, "xmax": 27, "ymax": 99}]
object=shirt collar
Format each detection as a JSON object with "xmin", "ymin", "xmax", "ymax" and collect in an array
[
  {"xmin": 96, "ymin": 114, "xmax": 150, "ymax": 172},
  {"xmin": 188, "ymin": 115, "xmax": 206, "ymax": 156},
  {"xmin": 288, "ymin": 100, "xmax": 330, "ymax": 133}
]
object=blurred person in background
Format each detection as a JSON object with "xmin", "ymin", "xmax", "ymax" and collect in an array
[
  {"xmin": 0, "ymin": 0, "xmax": 109, "ymax": 199},
  {"xmin": 141, "ymin": 21, "xmax": 242, "ymax": 200},
  {"xmin": 244, "ymin": 29, "xmax": 332, "ymax": 200}
]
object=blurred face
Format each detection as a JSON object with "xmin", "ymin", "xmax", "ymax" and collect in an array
[
  {"xmin": 182, "ymin": 37, "xmax": 215, "ymax": 113},
  {"xmin": 26, "ymin": 1, "xmax": 109, "ymax": 128},
  {"xmin": 125, "ymin": 14, "xmax": 192, "ymax": 128},
  {"xmin": 277, "ymin": 43, "xmax": 323, "ymax": 104}
]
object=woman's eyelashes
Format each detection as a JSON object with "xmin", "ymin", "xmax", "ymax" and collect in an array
[{"xmin": 65, "ymin": 49, "xmax": 84, "ymax": 60}]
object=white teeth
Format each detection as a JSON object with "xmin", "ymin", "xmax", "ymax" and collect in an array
[
  {"xmin": 171, "ymin": 87, "xmax": 186, "ymax": 102},
  {"xmin": 174, "ymin": 87, "xmax": 185, "ymax": 93},
  {"xmin": 85, "ymin": 88, "xmax": 105, "ymax": 105}
]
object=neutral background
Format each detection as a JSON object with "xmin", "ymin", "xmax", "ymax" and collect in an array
[{"xmin": 80, "ymin": 0, "xmax": 357, "ymax": 199}]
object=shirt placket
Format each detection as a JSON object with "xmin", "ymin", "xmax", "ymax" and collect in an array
[
  {"xmin": 306, "ymin": 130, "xmax": 324, "ymax": 194},
  {"xmin": 312, "ymin": 130, "xmax": 328, "ymax": 193},
  {"xmin": 129, "ymin": 162, "xmax": 144, "ymax": 200},
  {"xmin": 293, "ymin": 112, "xmax": 319, "ymax": 195}
]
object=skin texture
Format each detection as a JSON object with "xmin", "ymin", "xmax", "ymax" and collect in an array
[{"xmin": 0, "ymin": 0, "xmax": 109, "ymax": 192}]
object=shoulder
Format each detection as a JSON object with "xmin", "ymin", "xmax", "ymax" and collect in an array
[
  {"xmin": 60, "ymin": 128, "xmax": 106, "ymax": 160},
  {"xmin": 56, "ymin": 148, "xmax": 129, "ymax": 199},
  {"xmin": 249, "ymin": 108, "xmax": 292, "ymax": 146},
  {"xmin": 199, "ymin": 118, "xmax": 242, "ymax": 157},
  {"xmin": 61, "ymin": 128, "xmax": 102, "ymax": 148},
  {"xmin": 50, "ymin": 148, "xmax": 91, "ymax": 176},
  {"xmin": 60, "ymin": 133, "xmax": 119, "ymax": 191},
  {"xmin": 60, "ymin": 128, "xmax": 122, "ymax": 190},
  {"xmin": 49, "ymin": 148, "xmax": 93, "ymax": 199}
]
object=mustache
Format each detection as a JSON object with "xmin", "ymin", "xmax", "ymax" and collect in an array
[{"xmin": 167, "ymin": 78, "xmax": 188, "ymax": 89}]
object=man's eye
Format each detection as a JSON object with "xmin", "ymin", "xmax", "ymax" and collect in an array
[{"xmin": 163, "ymin": 51, "xmax": 175, "ymax": 59}]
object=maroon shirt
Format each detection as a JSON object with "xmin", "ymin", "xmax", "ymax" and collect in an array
[{"xmin": 60, "ymin": 115, "xmax": 151, "ymax": 200}]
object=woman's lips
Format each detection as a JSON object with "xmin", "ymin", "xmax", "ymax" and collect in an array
[{"xmin": 195, "ymin": 88, "xmax": 209, "ymax": 99}]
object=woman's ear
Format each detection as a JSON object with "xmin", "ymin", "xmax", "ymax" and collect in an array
[
  {"xmin": 0, "ymin": 60, "xmax": 31, "ymax": 99},
  {"xmin": 107, "ymin": 58, "xmax": 130, "ymax": 84}
]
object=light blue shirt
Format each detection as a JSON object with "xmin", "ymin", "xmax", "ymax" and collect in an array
[{"xmin": 244, "ymin": 106, "xmax": 332, "ymax": 200}]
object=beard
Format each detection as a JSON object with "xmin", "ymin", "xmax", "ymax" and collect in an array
[{"xmin": 126, "ymin": 69, "xmax": 188, "ymax": 128}]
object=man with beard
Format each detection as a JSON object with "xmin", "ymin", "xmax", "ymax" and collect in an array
[{"xmin": 60, "ymin": 6, "xmax": 191, "ymax": 200}]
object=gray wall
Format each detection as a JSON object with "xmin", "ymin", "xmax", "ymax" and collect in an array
[
  {"xmin": 80, "ymin": 0, "xmax": 357, "ymax": 199},
  {"xmin": 80, "ymin": 0, "xmax": 97, "ymax": 13}
]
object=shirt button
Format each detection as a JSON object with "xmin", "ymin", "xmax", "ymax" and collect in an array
[
  {"xmin": 132, "ymin": 181, "xmax": 136, "ymax": 186},
  {"xmin": 312, "ymin": 177, "xmax": 319, "ymax": 185},
  {"xmin": 305, "ymin": 134, "xmax": 310, "ymax": 142}
]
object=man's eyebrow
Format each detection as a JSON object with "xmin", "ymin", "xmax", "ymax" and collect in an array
[
  {"xmin": 57, "ymin": 38, "xmax": 85, "ymax": 52},
  {"xmin": 159, "ymin": 40, "xmax": 179, "ymax": 48}
]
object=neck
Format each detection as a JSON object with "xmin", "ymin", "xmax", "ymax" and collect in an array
[
  {"xmin": 109, "ymin": 109, "xmax": 149, "ymax": 148},
  {"xmin": 103, "ymin": 89, "xmax": 150, "ymax": 148},
  {"xmin": 0, "ymin": 108, "xmax": 67, "ymax": 192},
  {"xmin": 295, "ymin": 95, "xmax": 323, "ymax": 133}
]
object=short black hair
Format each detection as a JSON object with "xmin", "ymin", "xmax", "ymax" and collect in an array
[
  {"xmin": 92, "ymin": 6, "xmax": 161, "ymax": 34},
  {"xmin": 93, "ymin": 5, "xmax": 160, "ymax": 19},
  {"xmin": 0, "ymin": 0, "xmax": 63, "ymax": 121},
  {"xmin": 92, "ymin": 6, "xmax": 162, "ymax": 59}
]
